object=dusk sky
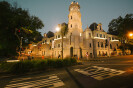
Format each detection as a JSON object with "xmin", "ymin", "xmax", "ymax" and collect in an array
[{"xmin": 3, "ymin": 0, "xmax": 133, "ymax": 35}]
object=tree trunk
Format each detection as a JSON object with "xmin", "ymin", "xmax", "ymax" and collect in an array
[{"xmin": 62, "ymin": 33, "xmax": 63, "ymax": 59}]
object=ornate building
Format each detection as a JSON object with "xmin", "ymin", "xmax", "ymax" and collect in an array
[{"xmin": 26, "ymin": 1, "xmax": 130, "ymax": 59}]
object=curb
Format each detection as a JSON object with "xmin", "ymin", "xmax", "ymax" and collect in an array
[{"xmin": 65, "ymin": 67, "xmax": 84, "ymax": 88}]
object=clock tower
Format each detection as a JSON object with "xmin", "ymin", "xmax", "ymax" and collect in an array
[{"xmin": 68, "ymin": 1, "xmax": 83, "ymax": 34}]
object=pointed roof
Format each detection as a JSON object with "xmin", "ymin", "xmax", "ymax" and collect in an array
[{"xmin": 85, "ymin": 25, "xmax": 91, "ymax": 31}]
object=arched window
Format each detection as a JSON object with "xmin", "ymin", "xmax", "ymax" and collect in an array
[
  {"xmin": 71, "ymin": 24, "xmax": 72, "ymax": 28},
  {"xmin": 71, "ymin": 16, "xmax": 72, "ymax": 19}
]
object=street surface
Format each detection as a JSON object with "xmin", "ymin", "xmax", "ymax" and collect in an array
[{"xmin": 1, "ymin": 55, "xmax": 133, "ymax": 88}]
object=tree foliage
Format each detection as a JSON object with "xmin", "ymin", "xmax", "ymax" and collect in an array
[
  {"xmin": 108, "ymin": 14, "xmax": 133, "ymax": 37},
  {"xmin": 47, "ymin": 31, "xmax": 54, "ymax": 38},
  {"xmin": 108, "ymin": 14, "xmax": 133, "ymax": 54},
  {"xmin": 0, "ymin": 1, "xmax": 44, "ymax": 57},
  {"xmin": 60, "ymin": 22, "xmax": 68, "ymax": 36}
]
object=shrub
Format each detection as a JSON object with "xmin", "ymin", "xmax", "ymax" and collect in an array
[
  {"xmin": 8, "ymin": 60, "xmax": 34, "ymax": 73},
  {"xmin": 0, "ymin": 58, "xmax": 77, "ymax": 74}
]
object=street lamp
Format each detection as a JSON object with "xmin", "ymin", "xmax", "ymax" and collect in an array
[
  {"xmin": 56, "ymin": 27, "xmax": 60, "ymax": 32},
  {"xmin": 20, "ymin": 37, "xmax": 23, "ymax": 56},
  {"xmin": 129, "ymin": 33, "xmax": 133, "ymax": 37}
]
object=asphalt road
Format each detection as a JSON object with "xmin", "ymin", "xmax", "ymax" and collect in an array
[
  {"xmin": 0, "ymin": 55, "xmax": 133, "ymax": 88},
  {"xmin": 68, "ymin": 55, "xmax": 133, "ymax": 88}
]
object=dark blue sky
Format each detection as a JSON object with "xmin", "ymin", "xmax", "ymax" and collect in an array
[{"xmin": 3, "ymin": 0, "xmax": 133, "ymax": 35}]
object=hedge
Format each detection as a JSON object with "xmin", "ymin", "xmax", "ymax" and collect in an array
[{"xmin": 0, "ymin": 58, "xmax": 77, "ymax": 74}]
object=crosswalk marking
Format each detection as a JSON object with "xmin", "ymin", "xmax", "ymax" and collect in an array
[
  {"xmin": 5, "ymin": 74, "xmax": 64, "ymax": 88},
  {"xmin": 75, "ymin": 66, "xmax": 125, "ymax": 80}
]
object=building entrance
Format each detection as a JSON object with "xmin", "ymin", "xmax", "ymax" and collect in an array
[{"xmin": 70, "ymin": 47, "xmax": 73, "ymax": 57}]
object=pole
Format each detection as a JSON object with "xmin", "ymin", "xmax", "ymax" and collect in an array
[
  {"xmin": 62, "ymin": 31, "xmax": 63, "ymax": 59},
  {"xmin": 107, "ymin": 36, "xmax": 110, "ymax": 57},
  {"xmin": 20, "ymin": 37, "xmax": 23, "ymax": 56}
]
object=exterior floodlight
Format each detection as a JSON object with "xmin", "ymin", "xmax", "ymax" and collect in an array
[
  {"xmin": 56, "ymin": 27, "xmax": 60, "ymax": 32},
  {"xmin": 129, "ymin": 33, "xmax": 133, "ymax": 37}
]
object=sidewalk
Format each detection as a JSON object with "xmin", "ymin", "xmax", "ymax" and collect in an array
[{"xmin": 78, "ymin": 55, "xmax": 133, "ymax": 62}]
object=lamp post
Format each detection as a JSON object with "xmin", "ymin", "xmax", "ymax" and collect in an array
[
  {"xmin": 128, "ymin": 33, "xmax": 133, "ymax": 44},
  {"xmin": 20, "ymin": 37, "xmax": 23, "ymax": 56}
]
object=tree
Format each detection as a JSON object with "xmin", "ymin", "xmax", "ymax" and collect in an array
[
  {"xmin": 108, "ymin": 14, "xmax": 133, "ymax": 37},
  {"xmin": 47, "ymin": 31, "xmax": 54, "ymax": 38},
  {"xmin": 89, "ymin": 23, "xmax": 98, "ymax": 31},
  {"xmin": 0, "ymin": 1, "xmax": 44, "ymax": 57},
  {"xmin": 108, "ymin": 14, "xmax": 133, "ymax": 54}
]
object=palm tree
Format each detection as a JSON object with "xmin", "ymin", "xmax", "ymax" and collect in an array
[{"xmin": 59, "ymin": 23, "xmax": 68, "ymax": 59}]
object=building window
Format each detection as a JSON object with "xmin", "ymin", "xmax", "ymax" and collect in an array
[
  {"xmin": 105, "ymin": 44, "xmax": 107, "ymax": 48},
  {"xmin": 110, "ymin": 44, "xmax": 112, "ymax": 49},
  {"xmin": 90, "ymin": 43, "xmax": 91, "ymax": 48},
  {"xmin": 71, "ymin": 24, "xmax": 72, "ymax": 28},
  {"xmin": 97, "ymin": 34, "xmax": 99, "ymax": 37},
  {"xmin": 98, "ymin": 42, "xmax": 100, "ymax": 47},
  {"xmin": 100, "ymin": 26, "xmax": 101, "ymax": 30},
  {"xmin": 49, "ymin": 46, "xmax": 51, "ymax": 50},
  {"xmin": 50, "ymin": 40, "xmax": 52, "ymax": 43},
  {"xmin": 71, "ymin": 16, "xmax": 72, "ymax": 19},
  {"xmin": 58, "ymin": 35, "xmax": 60, "ymax": 38},
  {"xmin": 104, "ymin": 35, "xmax": 105, "ymax": 38},
  {"xmin": 58, "ymin": 44, "xmax": 60, "ymax": 48},
  {"xmin": 44, "ymin": 51, "xmax": 45, "ymax": 55},
  {"xmin": 45, "ymin": 40, "xmax": 47, "ymax": 43},
  {"xmin": 99, "ymin": 51, "xmax": 101, "ymax": 56},
  {"xmin": 109, "ymin": 37, "xmax": 111, "ymax": 40},
  {"xmin": 112, "ymin": 37, "xmax": 114, "ymax": 40},
  {"xmin": 56, "ymin": 35, "xmax": 57, "ymax": 39},
  {"xmin": 101, "ymin": 42, "xmax": 103, "ymax": 47},
  {"xmin": 116, "ymin": 44, "xmax": 118, "ymax": 48},
  {"xmin": 89, "ymin": 33, "xmax": 91, "ymax": 37},
  {"xmin": 100, "ymin": 34, "xmax": 102, "ymax": 38}
]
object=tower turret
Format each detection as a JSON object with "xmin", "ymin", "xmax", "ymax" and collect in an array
[{"xmin": 68, "ymin": 1, "xmax": 83, "ymax": 33}]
